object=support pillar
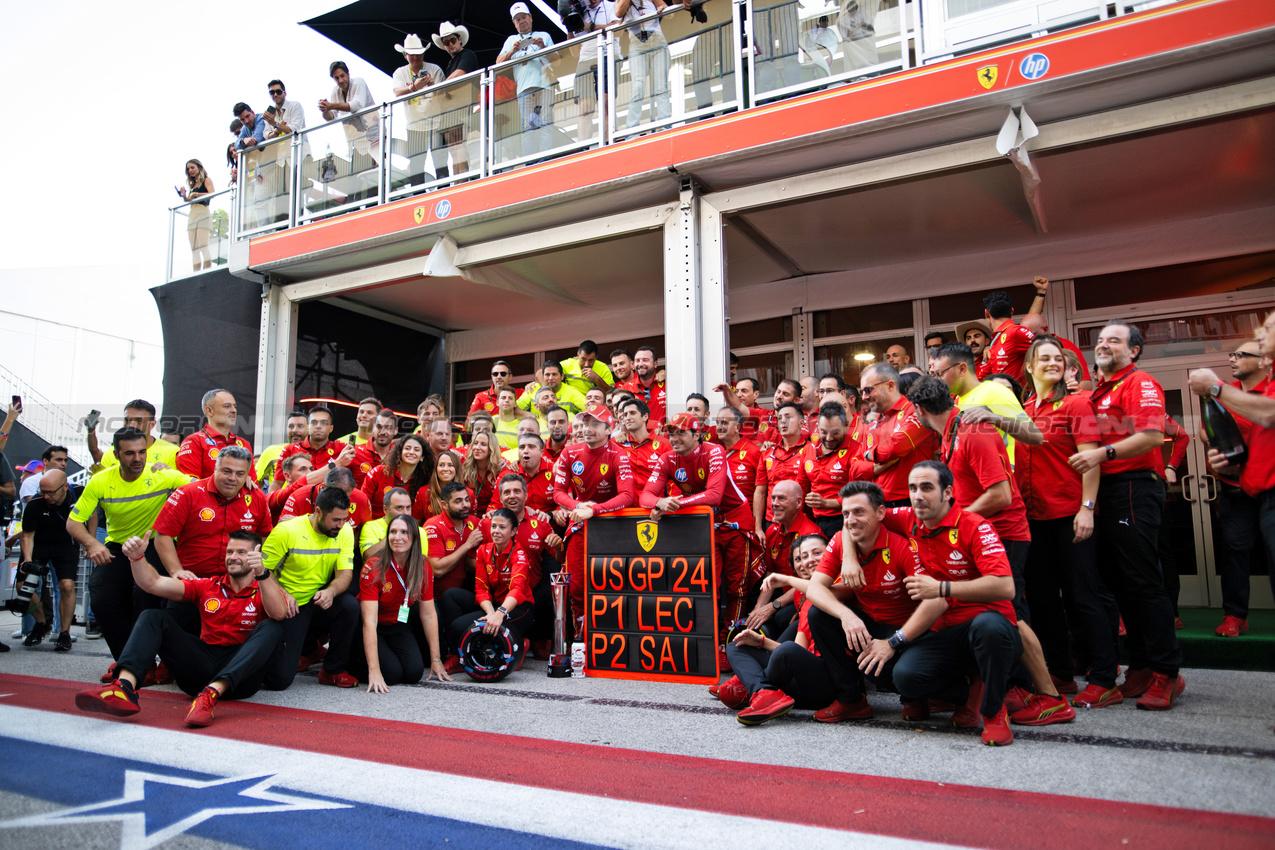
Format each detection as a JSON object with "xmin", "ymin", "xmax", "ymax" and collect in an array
[
  {"xmin": 255, "ymin": 280, "xmax": 298, "ymax": 449},
  {"xmin": 663, "ymin": 179, "xmax": 729, "ymax": 418}
]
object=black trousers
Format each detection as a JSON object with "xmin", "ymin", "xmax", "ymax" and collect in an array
[
  {"xmin": 87, "ymin": 541, "xmax": 167, "ymax": 661},
  {"xmin": 1216, "ymin": 486, "xmax": 1273, "ymax": 618},
  {"xmin": 892, "ymin": 611, "xmax": 1021, "ymax": 718},
  {"xmin": 117, "ymin": 609, "xmax": 283, "ymax": 699},
  {"xmin": 726, "ymin": 621, "xmax": 835, "ymax": 709},
  {"xmin": 813, "ymin": 514, "xmax": 842, "ymax": 541},
  {"xmin": 1025, "ymin": 516, "xmax": 1119, "ymax": 687},
  {"xmin": 1096, "ymin": 474, "xmax": 1181, "ymax": 677},
  {"xmin": 1157, "ymin": 478, "xmax": 1182, "ymax": 616},
  {"xmin": 262, "ymin": 593, "xmax": 360, "ymax": 690},
  {"xmin": 164, "ymin": 600, "xmax": 202, "ymax": 636},
  {"xmin": 443, "ymin": 587, "xmax": 534, "ymax": 652},
  {"xmin": 348, "ymin": 621, "xmax": 425, "ymax": 686},
  {"xmin": 807, "ymin": 605, "xmax": 901, "ymax": 702}
]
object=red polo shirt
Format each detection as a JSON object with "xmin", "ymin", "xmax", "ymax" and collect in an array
[
  {"xmin": 1091, "ymin": 364, "xmax": 1165, "ymax": 475},
  {"xmin": 279, "ymin": 484, "xmax": 372, "ymax": 530},
  {"xmin": 762, "ymin": 513, "xmax": 822, "ymax": 577},
  {"xmin": 716, "ymin": 438, "xmax": 764, "ymax": 505},
  {"xmin": 1241, "ymin": 377, "xmax": 1275, "ymax": 497},
  {"xmin": 358, "ymin": 555, "xmax": 433, "ymax": 625},
  {"xmin": 619, "ymin": 434, "xmax": 674, "ymax": 494},
  {"xmin": 182, "ymin": 574, "xmax": 266, "ymax": 645},
  {"xmin": 469, "ymin": 385, "xmax": 523, "ymax": 416},
  {"xmin": 939, "ymin": 410, "xmax": 1030, "ymax": 542},
  {"xmin": 274, "ymin": 439, "xmax": 343, "ymax": 483},
  {"xmin": 1216, "ymin": 375, "xmax": 1269, "ymax": 487},
  {"xmin": 177, "ymin": 426, "xmax": 252, "ymax": 479},
  {"xmin": 360, "ymin": 463, "xmax": 418, "ymax": 519},
  {"xmin": 756, "ymin": 438, "xmax": 810, "ymax": 522},
  {"xmin": 513, "ymin": 459, "xmax": 556, "ymax": 513},
  {"xmin": 424, "ymin": 513, "xmax": 480, "ymax": 593},
  {"xmin": 866, "ymin": 397, "xmax": 937, "ymax": 502},
  {"xmin": 816, "ymin": 525, "xmax": 920, "ymax": 628},
  {"xmin": 411, "ymin": 484, "xmax": 477, "ymax": 524},
  {"xmin": 474, "ymin": 540, "xmax": 533, "ymax": 608},
  {"xmin": 978, "ymin": 319, "xmax": 1035, "ymax": 382},
  {"xmin": 883, "ymin": 506, "xmax": 1016, "ymax": 629},
  {"xmin": 152, "ymin": 477, "xmax": 274, "ymax": 578},
  {"xmin": 618, "ymin": 377, "xmax": 667, "ymax": 425},
  {"xmin": 480, "ymin": 509, "xmax": 556, "ymax": 584},
  {"xmin": 797, "ymin": 433, "xmax": 861, "ymax": 517},
  {"xmin": 1016, "ymin": 393, "xmax": 1101, "ymax": 520}
]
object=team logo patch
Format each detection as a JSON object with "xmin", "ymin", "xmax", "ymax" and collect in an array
[
  {"xmin": 636, "ymin": 521, "xmax": 658, "ymax": 552},
  {"xmin": 1019, "ymin": 52, "xmax": 1050, "ymax": 81},
  {"xmin": 245, "ymin": 603, "xmax": 256, "ymax": 613},
  {"xmin": 949, "ymin": 529, "xmax": 959, "ymax": 546},
  {"xmin": 243, "ymin": 495, "xmax": 252, "ymax": 507},
  {"xmin": 530, "ymin": 519, "xmax": 538, "ymax": 528},
  {"xmin": 203, "ymin": 599, "xmax": 220, "ymax": 613},
  {"xmin": 198, "ymin": 508, "xmax": 216, "ymax": 521},
  {"xmin": 600, "ymin": 464, "xmax": 609, "ymax": 475},
  {"xmin": 697, "ymin": 468, "xmax": 705, "ymax": 480},
  {"xmin": 445, "ymin": 540, "xmax": 456, "ymax": 551},
  {"xmin": 383, "ymin": 582, "xmax": 392, "ymax": 593},
  {"xmin": 837, "ymin": 449, "xmax": 848, "ymax": 458},
  {"xmin": 765, "ymin": 458, "xmax": 774, "ymax": 469},
  {"xmin": 413, "ymin": 205, "xmax": 426, "ymax": 224},
  {"xmin": 572, "ymin": 461, "xmax": 585, "ymax": 475},
  {"xmin": 738, "ymin": 451, "xmax": 746, "ymax": 460},
  {"xmin": 209, "ymin": 448, "xmax": 220, "ymax": 460},
  {"xmin": 977, "ymin": 65, "xmax": 998, "ymax": 89},
  {"xmin": 804, "ymin": 461, "xmax": 813, "ymax": 473},
  {"xmin": 652, "ymin": 441, "xmax": 660, "ymax": 449},
  {"xmin": 882, "ymin": 549, "xmax": 891, "ymax": 565},
  {"xmin": 674, "ymin": 469, "xmax": 688, "ymax": 482}
]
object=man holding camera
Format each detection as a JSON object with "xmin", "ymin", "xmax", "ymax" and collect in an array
[
  {"xmin": 562, "ymin": 0, "xmax": 614, "ymax": 143},
  {"xmin": 18, "ymin": 470, "xmax": 79, "ymax": 651},
  {"xmin": 498, "ymin": 4, "xmax": 557, "ymax": 161}
]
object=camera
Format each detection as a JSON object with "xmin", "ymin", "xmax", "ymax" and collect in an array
[
  {"xmin": 562, "ymin": 0, "xmax": 587, "ymax": 33},
  {"xmin": 688, "ymin": 1, "xmax": 708, "ymax": 24},
  {"xmin": 636, "ymin": 29, "xmax": 651, "ymax": 43},
  {"xmin": 4, "ymin": 562, "xmax": 48, "ymax": 615}
]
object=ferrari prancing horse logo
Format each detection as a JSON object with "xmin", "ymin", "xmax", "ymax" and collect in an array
[
  {"xmin": 413, "ymin": 206, "xmax": 426, "ymax": 224},
  {"xmin": 977, "ymin": 65, "xmax": 998, "ymax": 89},
  {"xmin": 637, "ymin": 521, "xmax": 658, "ymax": 552}
]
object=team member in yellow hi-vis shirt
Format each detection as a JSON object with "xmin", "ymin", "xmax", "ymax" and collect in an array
[
  {"xmin": 67, "ymin": 428, "xmax": 192, "ymax": 669},
  {"xmin": 85, "ymin": 400, "xmax": 179, "ymax": 474},
  {"xmin": 928, "ymin": 343, "xmax": 1043, "ymax": 466},
  {"xmin": 559, "ymin": 340, "xmax": 614, "ymax": 397},
  {"xmin": 259, "ymin": 487, "xmax": 360, "ymax": 690},
  {"xmin": 359, "ymin": 487, "xmax": 425, "ymax": 560},
  {"xmin": 256, "ymin": 411, "xmax": 309, "ymax": 485}
]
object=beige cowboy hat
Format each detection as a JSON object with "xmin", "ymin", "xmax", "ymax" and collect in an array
[
  {"xmin": 955, "ymin": 320, "xmax": 994, "ymax": 345},
  {"xmin": 432, "ymin": 21, "xmax": 470, "ymax": 49},
  {"xmin": 395, "ymin": 33, "xmax": 427, "ymax": 55}
]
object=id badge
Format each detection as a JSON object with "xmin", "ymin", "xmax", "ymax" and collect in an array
[{"xmin": 397, "ymin": 604, "xmax": 410, "ymax": 624}]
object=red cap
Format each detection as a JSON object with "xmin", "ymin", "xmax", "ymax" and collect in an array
[
  {"xmin": 582, "ymin": 403, "xmax": 614, "ymax": 427},
  {"xmin": 664, "ymin": 412, "xmax": 702, "ymax": 434}
]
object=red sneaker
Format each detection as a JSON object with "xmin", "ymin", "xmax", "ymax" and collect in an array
[
  {"xmin": 927, "ymin": 699, "xmax": 960, "ymax": 713},
  {"xmin": 1118, "ymin": 617, "xmax": 1126, "ymax": 637},
  {"xmin": 153, "ymin": 662, "xmax": 174, "ymax": 685},
  {"xmin": 317, "ymin": 669, "xmax": 359, "ymax": 688},
  {"xmin": 813, "ymin": 697, "xmax": 872, "ymax": 723},
  {"xmin": 736, "ymin": 689, "xmax": 795, "ymax": 725},
  {"xmin": 1136, "ymin": 673, "xmax": 1185, "ymax": 711},
  {"xmin": 443, "ymin": 654, "xmax": 464, "ymax": 675},
  {"xmin": 75, "ymin": 680, "xmax": 140, "ymax": 717},
  {"xmin": 1073, "ymin": 683, "xmax": 1124, "ymax": 708},
  {"xmin": 296, "ymin": 645, "xmax": 328, "ymax": 672},
  {"xmin": 901, "ymin": 699, "xmax": 930, "ymax": 721},
  {"xmin": 718, "ymin": 648, "xmax": 732, "ymax": 674},
  {"xmin": 714, "ymin": 676, "xmax": 750, "ymax": 710},
  {"xmin": 1174, "ymin": 617, "xmax": 1184, "ymax": 630},
  {"xmin": 1003, "ymin": 685, "xmax": 1031, "ymax": 715},
  {"xmin": 1011, "ymin": 693, "xmax": 1076, "ymax": 726},
  {"xmin": 1050, "ymin": 673, "xmax": 1079, "ymax": 695},
  {"xmin": 1118, "ymin": 668, "xmax": 1153, "ymax": 698},
  {"xmin": 1215, "ymin": 616, "xmax": 1249, "ymax": 638},
  {"xmin": 185, "ymin": 687, "xmax": 220, "ymax": 727},
  {"xmin": 952, "ymin": 677, "xmax": 984, "ymax": 729},
  {"xmin": 99, "ymin": 663, "xmax": 117, "ymax": 684},
  {"xmin": 980, "ymin": 705, "xmax": 1014, "ymax": 746}
]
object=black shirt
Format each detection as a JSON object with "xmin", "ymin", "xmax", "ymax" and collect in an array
[
  {"xmin": 445, "ymin": 49, "xmax": 480, "ymax": 78},
  {"xmin": 22, "ymin": 494, "xmax": 77, "ymax": 559}
]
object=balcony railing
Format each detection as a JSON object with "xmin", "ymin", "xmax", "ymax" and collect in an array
[{"xmin": 164, "ymin": 0, "xmax": 1189, "ymax": 278}]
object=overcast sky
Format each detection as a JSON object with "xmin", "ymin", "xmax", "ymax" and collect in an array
[{"xmin": 0, "ymin": 1, "xmax": 395, "ymax": 335}]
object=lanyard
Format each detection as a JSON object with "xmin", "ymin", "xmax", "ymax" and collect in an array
[
  {"xmin": 940, "ymin": 412, "xmax": 964, "ymax": 466},
  {"xmin": 1089, "ymin": 368, "xmax": 1135, "ymax": 411}
]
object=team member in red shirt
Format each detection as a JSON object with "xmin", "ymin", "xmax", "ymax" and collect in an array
[
  {"xmin": 74, "ymin": 529, "xmax": 286, "ymax": 728},
  {"xmin": 742, "ymin": 480, "xmax": 822, "ymax": 635},
  {"xmin": 482, "ymin": 472, "xmax": 563, "ymax": 656},
  {"xmin": 273, "ymin": 407, "xmax": 352, "ymax": 489},
  {"xmin": 424, "ymin": 481, "xmax": 482, "ymax": 600},
  {"xmin": 1016, "ymin": 338, "xmax": 1119, "ymax": 709},
  {"xmin": 757, "ymin": 402, "xmax": 809, "ymax": 523},
  {"xmin": 854, "ymin": 363, "xmax": 936, "ymax": 506},
  {"xmin": 152, "ymin": 446, "xmax": 273, "ymax": 635},
  {"xmin": 911, "ymin": 376, "xmax": 1073, "ymax": 726},
  {"xmin": 512, "ymin": 434, "xmax": 556, "ymax": 514},
  {"xmin": 543, "ymin": 406, "xmax": 572, "ymax": 462},
  {"xmin": 1070, "ymin": 322, "xmax": 1183, "ymax": 710},
  {"xmin": 797, "ymin": 401, "xmax": 862, "ymax": 539},
  {"xmin": 468, "ymin": 360, "xmax": 524, "ymax": 416},
  {"xmin": 350, "ymin": 409, "xmax": 400, "ymax": 486},
  {"xmin": 617, "ymin": 398, "xmax": 672, "ymax": 493},
  {"xmin": 269, "ymin": 454, "xmax": 319, "ymax": 522},
  {"xmin": 354, "ymin": 514, "xmax": 450, "ymax": 692},
  {"xmin": 882, "ymin": 461, "xmax": 1021, "ymax": 746},
  {"xmin": 800, "ymin": 481, "xmax": 922, "ymax": 723},
  {"xmin": 361, "ymin": 434, "xmax": 434, "ymax": 519},
  {"xmin": 713, "ymin": 406, "xmax": 766, "ymax": 538},
  {"xmin": 279, "ymin": 467, "xmax": 372, "ymax": 531},
  {"xmin": 1020, "ymin": 312, "xmax": 1093, "ymax": 390},
  {"xmin": 618, "ymin": 346, "xmax": 667, "ymax": 426},
  {"xmin": 641, "ymin": 413, "xmax": 760, "ymax": 667},
  {"xmin": 441, "ymin": 508, "xmax": 536, "ymax": 671},
  {"xmin": 177, "ymin": 389, "xmax": 252, "ymax": 478},
  {"xmin": 977, "ymin": 289, "xmax": 1037, "ymax": 382},
  {"xmin": 551, "ymin": 406, "xmax": 636, "ymax": 632},
  {"xmin": 714, "ymin": 379, "xmax": 776, "ymax": 443},
  {"xmin": 1187, "ymin": 339, "xmax": 1271, "ymax": 637}
]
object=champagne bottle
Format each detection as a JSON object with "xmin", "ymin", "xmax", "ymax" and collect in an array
[{"xmin": 1202, "ymin": 396, "xmax": 1247, "ymax": 465}]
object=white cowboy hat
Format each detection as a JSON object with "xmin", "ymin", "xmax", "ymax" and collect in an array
[
  {"xmin": 432, "ymin": 21, "xmax": 470, "ymax": 49},
  {"xmin": 510, "ymin": 2, "xmax": 531, "ymax": 17},
  {"xmin": 395, "ymin": 33, "xmax": 427, "ymax": 55}
]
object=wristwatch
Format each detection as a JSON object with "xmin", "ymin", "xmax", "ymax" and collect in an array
[
  {"xmin": 771, "ymin": 599, "xmax": 782, "ymax": 611},
  {"xmin": 1080, "ymin": 500, "xmax": 1097, "ymax": 510},
  {"xmin": 1105, "ymin": 446, "xmax": 1117, "ymax": 461},
  {"xmin": 1209, "ymin": 383, "xmax": 1223, "ymax": 399},
  {"xmin": 496, "ymin": 606, "xmax": 508, "ymax": 616},
  {"xmin": 256, "ymin": 570, "xmax": 272, "ymax": 580}
]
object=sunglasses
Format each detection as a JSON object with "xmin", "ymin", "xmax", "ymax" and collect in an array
[
  {"xmin": 269, "ymin": 89, "xmax": 283, "ymax": 95},
  {"xmin": 491, "ymin": 370, "xmax": 509, "ymax": 377},
  {"xmin": 1228, "ymin": 351, "xmax": 1259, "ymax": 359},
  {"xmin": 442, "ymin": 37, "xmax": 459, "ymax": 45}
]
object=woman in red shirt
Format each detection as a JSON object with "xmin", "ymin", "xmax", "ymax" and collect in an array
[
  {"xmin": 459, "ymin": 431, "xmax": 506, "ymax": 516},
  {"xmin": 354, "ymin": 514, "xmax": 451, "ymax": 692},
  {"xmin": 415, "ymin": 450, "xmax": 474, "ymax": 522},
  {"xmin": 362, "ymin": 435, "xmax": 433, "ymax": 519},
  {"xmin": 1018, "ymin": 337, "xmax": 1120, "ymax": 709}
]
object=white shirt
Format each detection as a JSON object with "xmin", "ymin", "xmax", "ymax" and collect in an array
[
  {"xmin": 331, "ymin": 77, "xmax": 379, "ymax": 135},
  {"xmin": 500, "ymin": 31, "xmax": 556, "ymax": 93},
  {"xmin": 577, "ymin": 1, "xmax": 615, "ymax": 64},
  {"xmin": 622, "ymin": 0, "xmax": 663, "ymax": 36},
  {"xmin": 19, "ymin": 472, "xmax": 41, "ymax": 504},
  {"xmin": 392, "ymin": 62, "xmax": 446, "ymax": 124}
]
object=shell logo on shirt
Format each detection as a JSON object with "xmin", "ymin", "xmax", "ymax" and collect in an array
[
  {"xmin": 445, "ymin": 540, "xmax": 456, "ymax": 551},
  {"xmin": 485, "ymin": 403, "xmax": 494, "ymax": 411},
  {"xmin": 203, "ymin": 598, "xmax": 221, "ymax": 613},
  {"xmin": 198, "ymin": 508, "xmax": 216, "ymax": 521},
  {"xmin": 361, "ymin": 462, "xmax": 372, "ymax": 473},
  {"xmin": 383, "ymin": 582, "xmax": 392, "ymax": 593},
  {"xmin": 908, "ymin": 539, "xmax": 918, "ymax": 552},
  {"xmin": 804, "ymin": 460, "xmax": 814, "ymax": 472},
  {"xmin": 209, "ymin": 448, "xmax": 220, "ymax": 460}
]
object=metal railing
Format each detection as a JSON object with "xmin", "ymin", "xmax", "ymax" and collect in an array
[
  {"xmin": 0, "ymin": 364, "xmax": 94, "ymax": 469},
  {"xmin": 160, "ymin": 0, "xmax": 1191, "ymax": 264},
  {"xmin": 167, "ymin": 188, "xmax": 233, "ymax": 281}
]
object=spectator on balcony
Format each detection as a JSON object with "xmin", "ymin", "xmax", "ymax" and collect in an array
[
  {"xmin": 233, "ymin": 101, "xmax": 273, "ymax": 227},
  {"xmin": 391, "ymin": 35, "xmax": 445, "ymax": 187},
  {"xmin": 233, "ymin": 102, "xmax": 267, "ymax": 153},
  {"xmin": 498, "ymin": 3, "xmax": 557, "ymax": 162},
  {"xmin": 176, "ymin": 159, "xmax": 214, "ymax": 271},
  {"xmin": 617, "ymin": 0, "xmax": 672, "ymax": 132},
  {"xmin": 260, "ymin": 80, "xmax": 306, "ymax": 222},
  {"xmin": 320, "ymin": 61, "xmax": 381, "ymax": 167},
  {"xmin": 564, "ymin": 0, "xmax": 615, "ymax": 143},
  {"xmin": 433, "ymin": 22, "xmax": 479, "ymax": 180},
  {"xmin": 836, "ymin": 0, "xmax": 880, "ymax": 74}
]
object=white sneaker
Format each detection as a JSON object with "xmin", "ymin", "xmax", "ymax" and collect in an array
[{"xmin": 9, "ymin": 629, "xmax": 22, "ymax": 639}]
